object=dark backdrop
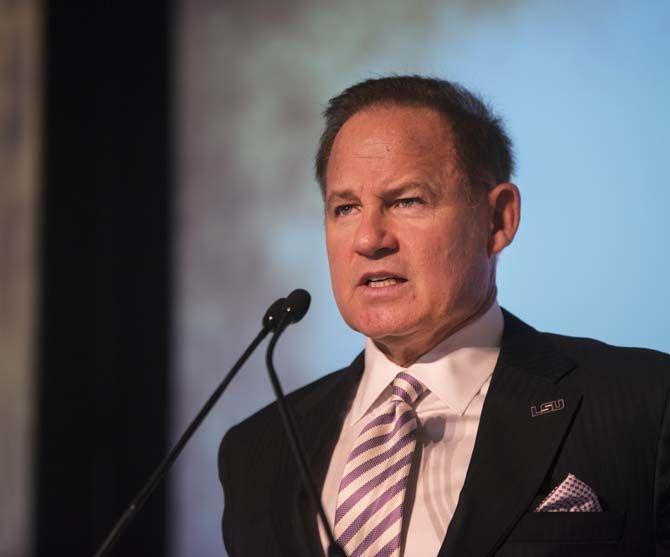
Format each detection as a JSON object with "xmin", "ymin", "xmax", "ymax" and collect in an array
[{"xmin": 36, "ymin": 3, "xmax": 173, "ymax": 555}]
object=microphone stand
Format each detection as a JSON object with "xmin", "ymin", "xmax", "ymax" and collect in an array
[
  {"xmin": 265, "ymin": 318, "xmax": 347, "ymax": 557},
  {"xmin": 93, "ymin": 299, "xmax": 286, "ymax": 557}
]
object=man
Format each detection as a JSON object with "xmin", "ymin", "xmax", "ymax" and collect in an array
[{"xmin": 218, "ymin": 76, "xmax": 670, "ymax": 556}]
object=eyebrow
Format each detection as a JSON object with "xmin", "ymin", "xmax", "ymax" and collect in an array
[
  {"xmin": 380, "ymin": 181, "xmax": 439, "ymax": 200},
  {"xmin": 325, "ymin": 189, "xmax": 358, "ymax": 209},
  {"xmin": 325, "ymin": 181, "xmax": 439, "ymax": 208},
  {"xmin": 326, "ymin": 189, "xmax": 357, "ymax": 204}
]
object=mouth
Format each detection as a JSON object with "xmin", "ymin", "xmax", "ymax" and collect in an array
[{"xmin": 359, "ymin": 272, "xmax": 408, "ymax": 288}]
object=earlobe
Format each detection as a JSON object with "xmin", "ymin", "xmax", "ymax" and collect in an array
[{"xmin": 487, "ymin": 182, "xmax": 521, "ymax": 256}]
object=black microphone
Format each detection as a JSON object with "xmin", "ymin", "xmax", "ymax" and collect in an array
[
  {"xmin": 275, "ymin": 288, "xmax": 311, "ymax": 329},
  {"xmin": 265, "ymin": 289, "xmax": 347, "ymax": 557},
  {"xmin": 93, "ymin": 295, "xmax": 286, "ymax": 557}
]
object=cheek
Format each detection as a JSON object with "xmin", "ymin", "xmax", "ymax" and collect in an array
[
  {"xmin": 328, "ymin": 256, "xmax": 346, "ymax": 295},
  {"xmin": 410, "ymin": 229, "xmax": 480, "ymax": 298},
  {"xmin": 326, "ymin": 238, "xmax": 354, "ymax": 302},
  {"xmin": 325, "ymin": 232, "xmax": 342, "ymax": 273},
  {"xmin": 412, "ymin": 230, "xmax": 460, "ymax": 275}
]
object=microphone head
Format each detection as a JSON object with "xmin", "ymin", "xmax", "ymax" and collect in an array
[
  {"xmin": 283, "ymin": 288, "xmax": 311, "ymax": 324},
  {"xmin": 263, "ymin": 297, "xmax": 286, "ymax": 330}
]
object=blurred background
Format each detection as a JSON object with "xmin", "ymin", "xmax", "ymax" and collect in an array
[{"xmin": 1, "ymin": 0, "xmax": 668, "ymax": 555}]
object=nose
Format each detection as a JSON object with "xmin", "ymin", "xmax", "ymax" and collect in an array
[{"xmin": 353, "ymin": 208, "xmax": 398, "ymax": 259}]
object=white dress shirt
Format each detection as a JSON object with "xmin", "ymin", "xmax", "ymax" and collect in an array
[{"xmin": 319, "ymin": 301, "xmax": 504, "ymax": 556}]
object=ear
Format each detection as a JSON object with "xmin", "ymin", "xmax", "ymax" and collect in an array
[{"xmin": 487, "ymin": 182, "xmax": 521, "ymax": 256}]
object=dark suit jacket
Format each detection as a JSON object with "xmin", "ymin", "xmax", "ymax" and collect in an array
[{"xmin": 219, "ymin": 309, "xmax": 670, "ymax": 556}]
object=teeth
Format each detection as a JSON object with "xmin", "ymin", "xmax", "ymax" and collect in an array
[{"xmin": 368, "ymin": 278, "xmax": 399, "ymax": 288}]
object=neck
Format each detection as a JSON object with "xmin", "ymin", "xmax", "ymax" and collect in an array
[{"xmin": 374, "ymin": 286, "xmax": 497, "ymax": 367}]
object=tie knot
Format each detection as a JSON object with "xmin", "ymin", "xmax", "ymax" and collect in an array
[{"xmin": 391, "ymin": 371, "xmax": 425, "ymax": 407}]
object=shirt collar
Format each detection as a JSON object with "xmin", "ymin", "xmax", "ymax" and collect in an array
[{"xmin": 351, "ymin": 300, "xmax": 504, "ymax": 424}]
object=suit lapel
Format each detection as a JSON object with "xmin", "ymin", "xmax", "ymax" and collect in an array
[
  {"xmin": 439, "ymin": 309, "xmax": 581, "ymax": 557},
  {"xmin": 274, "ymin": 354, "xmax": 364, "ymax": 556}
]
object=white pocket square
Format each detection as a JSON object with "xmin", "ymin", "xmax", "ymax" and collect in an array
[{"xmin": 534, "ymin": 473, "xmax": 603, "ymax": 512}]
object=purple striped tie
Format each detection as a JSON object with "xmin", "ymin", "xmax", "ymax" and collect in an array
[{"xmin": 334, "ymin": 371, "xmax": 425, "ymax": 557}]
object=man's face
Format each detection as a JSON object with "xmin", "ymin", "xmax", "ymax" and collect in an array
[{"xmin": 324, "ymin": 104, "xmax": 495, "ymax": 356}]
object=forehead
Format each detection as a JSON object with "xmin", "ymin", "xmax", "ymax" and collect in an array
[{"xmin": 326, "ymin": 104, "xmax": 459, "ymax": 191}]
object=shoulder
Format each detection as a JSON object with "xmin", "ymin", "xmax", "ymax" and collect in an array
[
  {"xmin": 544, "ymin": 330, "xmax": 670, "ymax": 382},
  {"xmin": 501, "ymin": 307, "xmax": 670, "ymax": 406},
  {"xmin": 220, "ymin": 353, "xmax": 363, "ymax": 457},
  {"xmin": 501, "ymin": 307, "xmax": 670, "ymax": 390},
  {"xmin": 538, "ymin": 331, "xmax": 670, "ymax": 416},
  {"xmin": 218, "ymin": 354, "xmax": 362, "ymax": 518}
]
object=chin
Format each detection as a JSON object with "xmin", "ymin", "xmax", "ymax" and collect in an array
[{"xmin": 346, "ymin": 309, "xmax": 418, "ymax": 341}]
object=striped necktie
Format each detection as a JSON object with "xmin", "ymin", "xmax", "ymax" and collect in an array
[{"xmin": 334, "ymin": 371, "xmax": 425, "ymax": 557}]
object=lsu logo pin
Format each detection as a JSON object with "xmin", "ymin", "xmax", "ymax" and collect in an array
[{"xmin": 531, "ymin": 399, "xmax": 565, "ymax": 417}]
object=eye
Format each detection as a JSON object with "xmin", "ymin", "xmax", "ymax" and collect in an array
[
  {"xmin": 334, "ymin": 203, "xmax": 357, "ymax": 217},
  {"xmin": 393, "ymin": 197, "xmax": 424, "ymax": 209}
]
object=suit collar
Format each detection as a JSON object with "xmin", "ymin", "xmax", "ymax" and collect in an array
[
  {"xmin": 354, "ymin": 300, "xmax": 504, "ymax": 422},
  {"xmin": 438, "ymin": 308, "xmax": 581, "ymax": 556}
]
